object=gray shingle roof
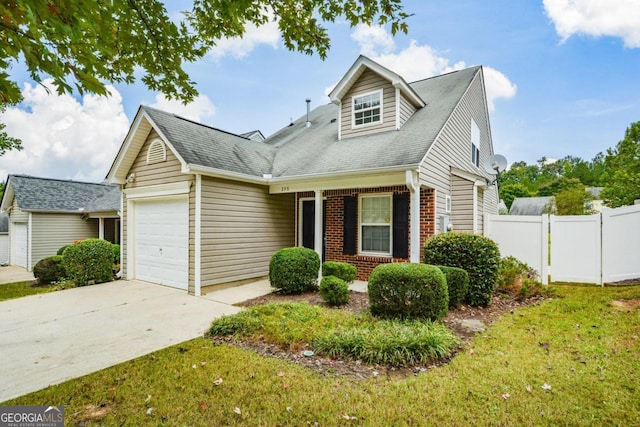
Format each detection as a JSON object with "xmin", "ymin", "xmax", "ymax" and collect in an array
[
  {"xmin": 141, "ymin": 65, "xmax": 481, "ymax": 179},
  {"xmin": 8, "ymin": 175, "xmax": 120, "ymax": 213},
  {"xmin": 509, "ymin": 196, "xmax": 554, "ymax": 216},
  {"xmin": 142, "ymin": 107, "xmax": 274, "ymax": 177}
]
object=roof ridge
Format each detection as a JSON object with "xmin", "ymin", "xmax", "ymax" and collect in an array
[{"xmin": 141, "ymin": 105, "xmax": 251, "ymax": 141}]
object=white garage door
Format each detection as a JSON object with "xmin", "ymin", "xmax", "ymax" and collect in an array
[
  {"xmin": 13, "ymin": 223, "xmax": 28, "ymax": 268},
  {"xmin": 134, "ymin": 198, "xmax": 188, "ymax": 290}
]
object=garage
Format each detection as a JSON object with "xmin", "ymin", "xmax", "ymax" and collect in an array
[
  {"xmin": 133, "ymin": 198, "xmax": 188, "ymax": 289},
  {"xmin": 12, "ymin": 223, "xmax": 28, "ymax": 268}
]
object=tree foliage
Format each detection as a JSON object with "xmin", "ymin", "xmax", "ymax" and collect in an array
[
  {"xmin": 0, "ymin": 0, "xmax": 410, "ymax": 106},
  {"xmin": 0, "ymin": 107, "xmax": 22, "ymax": 155},
  {"xmin": 600, "ymin": 121, "xmax": 640, "ymax": 207},
  {"xmin": 546, "ymin": 185, "xmax": 594, "ymax": 215}
]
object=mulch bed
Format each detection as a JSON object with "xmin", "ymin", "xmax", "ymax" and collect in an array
[{"xmin": 210, "ymin": 290, "xmax": 547, "ymax": 380}]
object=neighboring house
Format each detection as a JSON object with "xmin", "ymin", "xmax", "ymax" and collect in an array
[
  {"xmin": 0, "ymin": 175, "xmax": 121, "ymax": 271},
  {"xmin": 107, "ymin": 55, "xmax": 499, "ymax": 295},
  {"xmin": 509, "ymin": 196, "xmax": 553, "ymax": 216},
  {"xmin": 0, "ymin": 213, "xmax": 8, "ymax": 265}
]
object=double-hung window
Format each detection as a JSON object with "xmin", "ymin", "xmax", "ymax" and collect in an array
[
  {"xmin": 353, "ymin": 90, "xmax": 382, "ymax": 127},
  {"xmin": 360, "ymin": 195, "xmax": 392, "ymax": 254}
]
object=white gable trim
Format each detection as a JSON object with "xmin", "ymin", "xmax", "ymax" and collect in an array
[{"xmin": 328, "ymin": 55, "xmax": 424, "ymax": 108}]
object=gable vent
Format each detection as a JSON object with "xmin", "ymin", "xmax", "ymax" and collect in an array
[{"xmin": 146, "ymin": 139, "xmax": 167, "ymax": 165}]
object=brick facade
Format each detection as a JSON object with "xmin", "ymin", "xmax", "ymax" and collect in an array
[{"xmin": 296, "ymin": 186, "xmax": 436, "ymax": 280}]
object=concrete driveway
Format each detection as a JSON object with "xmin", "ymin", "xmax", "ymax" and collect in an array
[{"xmin": 0, "ymin": 280, "xmax": 247, "ymax": 402}]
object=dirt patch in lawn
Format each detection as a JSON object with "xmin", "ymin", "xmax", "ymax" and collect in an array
[
  {"xmin": 611, "ymin": 298, "xmax": 640, "ymax": 311},
  {"xmin": 210, "ymin": 290, "xmax": 547, "ymax": 380}
]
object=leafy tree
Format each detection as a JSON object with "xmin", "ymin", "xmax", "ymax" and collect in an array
[
  {"xmin": 536, "ymin": 176, "xmax": 582, "ymax": 197},
  {"xmin": 0, "ymin": 0, "xmax": 409, "ymax": 106},
  {"xmin": 547, "ymin": 186, "xmax": 594, "ymax": 215},
  {"xmin": 499, "ymin": 182, "xmax": 534, "ymax": 209},
  {"xmin": 0, "ymin": 119, "xmax": 21, "ymax": 156},
  {"xmin": 600, "ymin": 121, "xmax": 640, "ymax": 207}
]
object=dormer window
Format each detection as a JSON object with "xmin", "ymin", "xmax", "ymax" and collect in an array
[{"xmin": 353, "ymin": 90, "xmax": 382, "ymax": 127}]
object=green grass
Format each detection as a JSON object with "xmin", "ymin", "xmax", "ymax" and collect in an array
[
  {"xmin": 4, "ymin": 285, "xmax": 640, "ymax": 426},
  {"xmin": 0, "ymin": 280, "xmax": 74, "ymax": 301}
]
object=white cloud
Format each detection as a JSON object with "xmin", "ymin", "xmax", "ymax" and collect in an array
[
  {"xmin": 210, "ymin": 20, "xmax": 280, "ymax": 59},
  {"xmin": 0, "ymin": 80, "xmax": 129, "ymax": 183},
  {"xmin": 351, "ymin": 24, "xmax": 396, "ymax": 57},
  {"xmin": 150, "ymin": 93, "xmax": 216, "ymax": 122},
  {"xmin": 347, "ymin": 26, "xmax": 516, "ymax": 112},
  {"xmin": 482, "ymin": 67, "xmax": 518, "ymax": 112},
  {"xmin": 544, "ymin": 0, "xmax": 640, "ymax": 47}
]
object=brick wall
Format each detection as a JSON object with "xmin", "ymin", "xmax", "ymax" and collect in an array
[{"xmin": 296, "ymin": 186, "xmax": 436, "ymax": 280}]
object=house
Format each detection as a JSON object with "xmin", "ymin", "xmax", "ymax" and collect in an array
[
  {"xmin": 0, "ymin": 175, "xmax": 120, "ymax": 270},
  {"xmin": 509, "ymin": 196, "xmax": 553, "ymax": 215},
  {"xmin": 106, "ymin": 55, "xmax": 499, "ymax": 295}
]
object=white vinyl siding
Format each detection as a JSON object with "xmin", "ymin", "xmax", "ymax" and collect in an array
[
  {"xmin": 30, "ymin": 213, "xmax": 99, "ymax": 269},
  {"xmin": 419, "ymin": 70, "xmax": 499, "ymax": 232},
  {"xmin": 341, "ymin": 69, "xmax": 396, "ymax": 139},
  {"xmin": 122, "ymin": 130, "xmax": 196, "ymax": 292},
  {"xmin": 398, "ymin": 93, "xmax": 417, "ymax": 128},
  {"xmin": 359, "ymin": 194, "xmax": 392, "ymax": 255},
  {"xmin": 200, "ymin": 177, "xmax": 294, "ymax": 287}
]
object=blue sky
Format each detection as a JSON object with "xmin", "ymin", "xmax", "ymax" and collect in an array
[{"xmin": 1, "ymin": 0, "xmax": 639, "ymax": 182}]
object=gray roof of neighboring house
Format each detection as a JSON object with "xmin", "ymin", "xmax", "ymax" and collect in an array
[
  {"xmin": 0, "ymin": 213, "xmax": 7, "ymax": 233},
  {"xmin": 140, "ymin": 65, "xmax": 481, "ymax": 179},
  {"xmin": 587, "ymin": 187, "xmax": 603, "ymax": 198},
  {"xmin": 509, "ymin": 196, "xmax": 554, "ymax": 216},
  {"xmin": 7, "ymin": 175, "xmax": 120, "ymax": 213}
]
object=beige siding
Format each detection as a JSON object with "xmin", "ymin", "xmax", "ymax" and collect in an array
[
  {"xmin": 341, "ymin": 69, "xmax": 396, "ymax": 139},
  {"xmin": 477, "ymin": 187, "xmax": 484, "ymax": 232},
  {"xmin": 398, "ymin": 93, "xmax": 417, "ymax": 128},
  {"xmin": 420, "ymin": 70, "xmax": 496, "ymax": 232},
  {"xmin": 451, "ymin": 175, "xmax": 474, "ymax": 232},
  {"xmin": 121, "ymin": 129, "xmax": 196, "ymax": 291},
  {"xmin": 10, "ymin": 198, "xmax": 28, "ymax": 223},
  {"xmin": 30, "ymin": 213, "xmax": 99, "ymax": 268},
  {"xmin": 200, "ymin": 176, "xmax": 294, "ymax": 286}
]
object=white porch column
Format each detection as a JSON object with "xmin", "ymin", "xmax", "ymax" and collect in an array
[
  {"xmin": 98, "ymin": 217, "xmax": 105, "ymax": 240},
  {"xmin": 405, "ymin": 170, "xmax": 421, "ymax": 263},
  {"xmin": 314, "ymin": 189, "xmax": 323, "ymax": 261}
]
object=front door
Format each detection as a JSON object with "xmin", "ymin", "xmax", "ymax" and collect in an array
[{"xmin": 301, "ymin": 199, "xmax": 326, "ymax": 261}]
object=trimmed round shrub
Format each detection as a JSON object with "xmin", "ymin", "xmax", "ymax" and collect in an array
[
  {"xmin": 33, "ymin": 255, "xmax": 66, "ymax": 285},
  {"xmin": 56, "ymin": 245, "xmax": 71, "ymax": 256},
  {"xmin": 424, "ymin": 232, "xmax": 501, "ymax": 307},
  {"xmin": 112, "ymin": 243, "xmax": 121, "ymax": 264},
  {"xmin": 368, "ymin": 263, "xmax": 449, "ymax": 321},
  {"xmin": 322, "ymin": 261, "xmax": 357, "ymax": 283},
  {"xmin": 62, "ymin": 238, "xmax": 114, "ymax": 286},
  {"xmin": 319, "ymin": 275, "xmax": 350, "ymax": 306},
  {"xmin": 269, "ymin": 247, "xmax": 321, "ymax": 294},
  {"xmin": 437, "ymin": 265, "xmax": 469, "ymax": 308}
]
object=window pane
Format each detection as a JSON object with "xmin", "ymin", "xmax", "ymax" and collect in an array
[
  {"xmin": 353, "ymin": 92, "xmax": 381, "ymax": 125},
  {"xmin": 362, "ymin": 196, "xmax": 390, "ymax": 224},
  {"xmin": 362, "ymin": 226, "xmax": 390, "ymax": 252}
]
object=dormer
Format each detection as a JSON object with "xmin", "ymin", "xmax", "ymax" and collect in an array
[{"xmin": 329, "ymin": 55, "xmax": 425, "ymax": 140}]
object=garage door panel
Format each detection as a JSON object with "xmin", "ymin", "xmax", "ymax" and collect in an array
[{"xmin": 134, "ymin": 199, "xmax": 188, "ymax": 290}]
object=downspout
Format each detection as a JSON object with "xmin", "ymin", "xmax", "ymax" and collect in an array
[
  {"xmin": 405, "ymin": 170, "xmax": 421, "ymax": 263},
  {"xmin": 194, "ymin": 174, "xmax": 202, "ymax": 296}
]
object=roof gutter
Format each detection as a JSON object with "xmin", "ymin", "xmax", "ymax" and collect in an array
[{"xmin": 184, "ymin": 164, "xmax": 267, "ymax": 185}]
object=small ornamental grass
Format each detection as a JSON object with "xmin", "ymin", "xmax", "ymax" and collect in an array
[{"xmin": 313, "ymin": 319, "xmax": 458, "ymax": 366}]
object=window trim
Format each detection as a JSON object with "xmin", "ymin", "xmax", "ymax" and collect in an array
[
  {"xmin": 358, "ymin": 193, "xmax": 393, "ymax": 256},
  {"xmin": 351, "ymin": 89, "xmax": 383, "ymax": 129},
  {"xmin": 445, "ymin": 194, "xmax": 452, "ymax": 213}
]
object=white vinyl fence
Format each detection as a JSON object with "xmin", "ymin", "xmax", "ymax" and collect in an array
[{"xmin": 485, "ymin": 204, "xmax": 640, "ymax": 285}]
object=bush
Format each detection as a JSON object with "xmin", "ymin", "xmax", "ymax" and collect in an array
[
  {"xmin": 269, "ymin": 247, "xmax": 321, "ymax": 294},
  {"xmin": 56, "ymin": 245, "xmax": 70, "ymax": 256},
  {"xmin": 319, "ymin": 275, "xmax": 350, "ymax": 306},
  {"xmin": 62, "ymin": 238, "xmax": 114, "ymax": 286},
  {"xmin": 437, "ymin": 265, "xmax": 469, "ymax": 308},
  {"xmin": 112, "ymin": 243, "xmax": 121, "ymax": 264},
  {"xmin": 497, "ymin": 256, "xmax": 547, "ymax": 300},
  {"xmin": 368, "ymin": 263, "xmax": 448, "ymax": 321},
  {"xmin": 33, "ymin": 255, "xmax": 66, "ymax": 285},
  {"xmin": 322, "ymin": 261, "xmax": 357, "ymax": 283},
  {"xmin": 424, "ymin": 232, "xmax": 501, "ymax": 307}
]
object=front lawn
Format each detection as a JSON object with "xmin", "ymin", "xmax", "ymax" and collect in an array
[
  {"xmin": 0, "ymin": 280, "xmax": 74, "ymax": 302},
  {"xmin": 3, "ymin": 285, "xmax": 640, "ymax": 426}
]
